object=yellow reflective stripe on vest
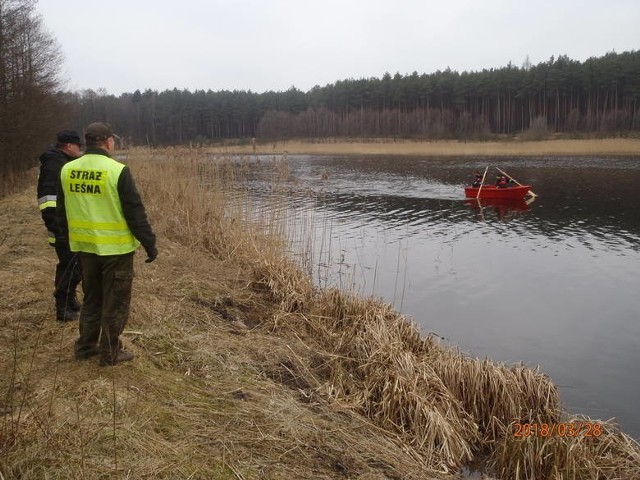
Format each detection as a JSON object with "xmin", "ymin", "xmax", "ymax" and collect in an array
[
  {"xmin": 70, "ymin": 233, "xmax": 138, "ymax": 245},
  {"xmin": 68, "ymin": 219, "xmax": 129, "ymax": 230},
  {"xmin": 38, "ymin": 194, "xmax": 57, "ymax": 210}
]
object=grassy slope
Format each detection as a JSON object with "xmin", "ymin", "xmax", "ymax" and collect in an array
[
  {"xmin": 2, "ymin": 148, "xmax": 640, "ymax": 479},
  {"xmin": 0, "ymin": 170, "xmax": 448, "ymax": 479}
]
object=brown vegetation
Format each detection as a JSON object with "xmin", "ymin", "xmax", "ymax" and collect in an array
[
  {"xmin": 215, "ymin": 137, "xmax": 640, "ymax": 157},
  {"xmin": 2, "ymin": 148, "xmax": 639, "ymax": 479}
]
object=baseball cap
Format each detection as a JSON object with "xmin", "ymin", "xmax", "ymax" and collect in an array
[
  {"xmin": 56, "ymin": 130, "xmax": 82, "ymax": 145},
  {"xmin": 85, "ymin": 122, "xmax": 116, "ymax": 141}
]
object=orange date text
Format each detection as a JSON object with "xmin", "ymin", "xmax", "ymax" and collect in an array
[{"xmin": 513, "ymin": 422, "xmax": 603, "ymax": 438}]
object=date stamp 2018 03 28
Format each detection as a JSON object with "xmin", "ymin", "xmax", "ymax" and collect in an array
[{"xmin": 513, "ymin": 422, "xmax": 604, "ymax": 438}]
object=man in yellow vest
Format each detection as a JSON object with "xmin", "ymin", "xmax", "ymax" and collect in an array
[{"xmin": 57, "ymin": 122, "xmax": 157, "ymax": 366}]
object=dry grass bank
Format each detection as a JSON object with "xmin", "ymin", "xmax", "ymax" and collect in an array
[
  {"xmin": 2, "ymin": 148, "xmax": 639, "ymax": 479},
  {"xmin": 215, "ymin": 137, "xmax": 640, "ymax": 157}
]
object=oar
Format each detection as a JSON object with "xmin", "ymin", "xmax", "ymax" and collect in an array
[
  {"xmin": 495, "ymin": 167, "xmax": 537, "ymax": 197},
  {"xmin": 476, "ymin": 166, "xmax": 489, "ymax": 199}
]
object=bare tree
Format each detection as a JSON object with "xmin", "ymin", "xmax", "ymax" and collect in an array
[{"xmin": 0, "ymin": 0, "xmax": 64, "ymax": 197}]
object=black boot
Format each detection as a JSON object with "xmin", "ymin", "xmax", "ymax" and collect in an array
[
  {"xmin": 99, "ymin": 349, "xmax": 134, "ymax": 366},
  {"xmin": 56, "ymin": 300, "xmax": 79, "ymax": 322},
  {"xmin": 68, "ymin": 294, "xmax": 82, "ymax": 312}
]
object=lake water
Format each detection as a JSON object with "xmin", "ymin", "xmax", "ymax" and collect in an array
[{"xmin": 239, "ymin": 153, "xmax": 640, "ymax": 440}]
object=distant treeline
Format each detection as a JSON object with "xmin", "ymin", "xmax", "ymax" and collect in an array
[{"xmin": 65, "ymin": 50, "xmax": 640, "ymax": 146}]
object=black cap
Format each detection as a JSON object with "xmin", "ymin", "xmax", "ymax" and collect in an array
[
  {"xmin": 85, "ymin": 122, "xmax": 115, "ymax": 141},
  {"xmin": 56, "ymin": 130, "xmax": 82, "ymax": 145}
]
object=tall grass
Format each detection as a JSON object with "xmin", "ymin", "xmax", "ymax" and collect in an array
[
  {"xmin": 131, "ymin": 149, "xmax": 314, "ymax": 312},
  {"xmin": 216, "ymin": 137, "xmax": 640, "ymax": 157}
]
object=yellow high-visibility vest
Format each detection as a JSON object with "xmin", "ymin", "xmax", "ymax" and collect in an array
[{"xmin": 60, "ymin": 154, "xmax": 140, "ymax": 255}]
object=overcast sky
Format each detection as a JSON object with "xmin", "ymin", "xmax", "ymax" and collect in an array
[{"xmin": 37, "ymin": 0, "xmax": 639, "ymax": 96}]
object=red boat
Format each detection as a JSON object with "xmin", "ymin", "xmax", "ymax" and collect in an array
[
  {"xmin": 464, "ymin": 184, "xmax": 532, "ymax": 199},
  {"xmin": 464, "ymin": 197, "xmax": 531, "ymax": 212}
]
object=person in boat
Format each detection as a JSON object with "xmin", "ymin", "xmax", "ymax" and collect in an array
[
  {"xmin": 472, "ymin": 172, "xmax": 483, "ymax": 188},
  {"xmin": 495, "ymin": 174, "xmax": 508, "ymax": 188}
]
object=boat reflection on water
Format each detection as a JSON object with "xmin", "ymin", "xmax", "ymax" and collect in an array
[{"xmin": 465, "ymin": 196, "xmax": 535, "ymax": 221}]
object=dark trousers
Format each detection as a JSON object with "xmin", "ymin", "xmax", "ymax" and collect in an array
[
  {"xmin": 53, "ymin": 243, "xmax": 82, "ymax": 307},
  {"xmin": 75, "ymin": 252, "xmax": 134, "ymax": 361}
]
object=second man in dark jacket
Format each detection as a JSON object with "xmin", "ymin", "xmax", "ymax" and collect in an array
[{"xmin": 37, "ymin": 130, "xmax": 83, "ymax": 321}]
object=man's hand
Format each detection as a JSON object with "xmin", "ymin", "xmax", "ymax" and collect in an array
[{"xmin": 144, "ymin": 245, "xmax": 158, "ymax": 263}]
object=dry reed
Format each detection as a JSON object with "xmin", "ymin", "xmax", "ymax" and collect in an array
[{"xmin": 214, "ymin": 137, "xmax": 640, "ymax": 157}]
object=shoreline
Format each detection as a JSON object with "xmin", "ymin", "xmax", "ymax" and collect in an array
[{"xmin": 214, "ymin": 137, "xmax": 640, "ymax": 157}]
